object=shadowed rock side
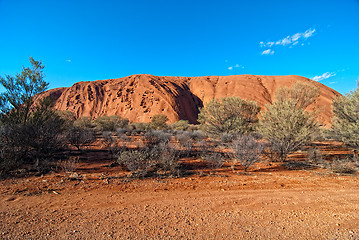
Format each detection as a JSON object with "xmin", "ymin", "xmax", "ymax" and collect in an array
[{"xmin": 41, "ymin": 74, "xmax": 341, "ymax": 125}]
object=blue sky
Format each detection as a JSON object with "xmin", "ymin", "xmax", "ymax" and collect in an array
[{"xmin": 0, "ymin": 0, "xmax": 358, "ymax": 94}]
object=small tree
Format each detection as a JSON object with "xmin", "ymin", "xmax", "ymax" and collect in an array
[
  {"xmin": 150, "ymin": 114, "xmax": 168, "ymax": 130},
  {"xmin": 331, "ymin": 84, "xmax": 359, "ymax": 150},
  {"xmin": 0, "ymin": 57, "xmax": 48, "ymax": 125},
  {"xmin": 0, "ymin": 57, "xmax": 65, "ymax": 172},
  {"xmin": 198, "ymin": 97, "xmax": 260, "ymax": 137},
  {"xmin": 258, "ymin": 82, "xmax": 319, "ymax": 162}
]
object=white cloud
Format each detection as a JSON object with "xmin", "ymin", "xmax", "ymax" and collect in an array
[
  {"xmin": 65, "ymin": 59, "xmax": 71, "ymax": 62},
  {"xmin": 312, "ymin": 72, "xmax": 336, "ymax": 81},
  {"xmin": 291, "ymin": 33, "xmax": 301, "ymax": 42},
  {"xmin": 303, "ymin": 28, "xmax": 316, "ymax": 38},
  {"xmin": 228, "ymin": 64, "xmax": 244, "ymax": 70},
  {"xmin": 261, "ymin": 49, "xmax": 274, "ymax": 55},
  {"xmin": 260, "ymin": 28, "xmax": 316, "ymax": 49},
  {"xmin": 275, "ymin": 36, "xmax": 292, "ymax": 46}
]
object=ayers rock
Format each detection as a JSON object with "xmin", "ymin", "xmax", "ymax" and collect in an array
[{"xmin": 41, "ymin": 74, "xmax": 341, "ymax": 125}]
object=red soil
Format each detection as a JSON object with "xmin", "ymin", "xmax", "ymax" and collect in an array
[{"xmin": 1, "ymin": 141, "xmax": 358, "ymax": 239}]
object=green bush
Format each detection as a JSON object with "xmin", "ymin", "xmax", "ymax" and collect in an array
[
  {"xmin": 73, "ymin": 116, "xmax": 95, "ymax": 129},
  {"xmin": 171, "ymin": 120, "xmax": 189, "ymax": 131},
  {"xmin": 258, "ymin": 82, "xmax": 319, "ymax": 162},
  {"xmin": 198, "ymin": 96, "xmax": 260, "ymax": 137},
  {"xmin": 93, "ymin": 116, "xmax": 129, "ymax": 131},
  {"xmin": 150, "ymin": 114, "xmax": 169, "ymax": 130},
  {"xmin": 0, "ymin": 57, "xmax": 48, "ymax": 125},
  {"xmin": 130, "ymin": 122, "xmax": 150, "ymax": 134},
  {"xmin": 331, "ymin": 84, "xmax": 359, "ymax": 150}
]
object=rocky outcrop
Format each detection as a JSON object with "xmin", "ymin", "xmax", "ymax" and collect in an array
[{"xmin": 40, "ymin": 74, "xmax": 341, "ymax": 125}]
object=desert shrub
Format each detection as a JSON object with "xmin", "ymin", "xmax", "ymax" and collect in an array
[
  {"xmin": 26, "ymin": 97, "xmax": 66, "ymax": 155},
  {"xmin": 0, "ymin": 57, "xmax": 47, "ymax": 171},
  {"xmin": 171, "ymin": 120, "xmax": 189, "ymax": 131},
  {"xmin": 144, "ymin": 130, "xmax": 171, "ymax": 147},
  {"xmin": 116, "ymin": 130, "xmax": 133, "ymax": 150},
  {"xmin": 275, "ymin": 82, "xmax": 320, "ymax": 109},
  {"xmin": 319, "ymin": 128, "xmax": 332, "ymax": 141},
  {"xmin": 307, "ymin": 145, "xmax": 324, "ymax": 166},
  {"xmin": 0, "ymin": 108, "xmax": 65, "ymax": 172},
  {"xmin": 73, "ymin": 116, "xmax": 95, "ymax": 129},
  {"xmin": 56, "ymin": 110, "xmax": 76, "ymax": 128},
  {"xmin": 231, "ymin": 135, "xmax": 264, "ymax": 172},
  {"xmin": 325, "ymin": 158, "xmax": 358, "ymax": 174},
  {"xmin": 117, "ymin": 149, "xmax": 157, "ymax": 177},
  {"xmin": 58, "ymin": 156, "xmax": 79, "ymax": 173},
  {"xmin": 259, "ymin": 100, "xmax": 319, "ymax": 162},
  {"xmin": 155, "ymin": 143, "xmax": 180, "ymax": 176},
  {"xmin": 175, "ymin": 131, "xmax": 194, "ymax": 156},
  {"xmin": 94, "ymin": 116, "xmax": 129, "ymax": 132},
  {"xmin": 187, "ymin": 124, "xmax": 200, "ymax": 132},
  {"xmin": 331, "ymin": 84, "xmax": 359, "ymax": 152},
  {"xmin": 198, "ymin": 96, "xmax": 260, "ymax": 137},
  {"xmin": 0, "ymin": 58, "xmax": 70, "ymax": 174},
  {"xmin": 189, "ymin": 130, "xmax": 205, "ymax": 141},
  {"xmin": 117, "ymin": 142, "xmax": 180, "ymax": 178},
  {"xmin": 65, "ymin": 126, "xmax": 96, "ymax": 151},
  {"xmin": 220, "ymin": 132, "xmax": 235, "ymax": 145},
  {"xmin": 201, "ymin": 151, "xmax": 224, "ymax": 174},
  {"xmin": 262, "ymin": 143, "xmax": 281, "ymax": 165},
  {"xmin": 0, "ymin": 125, "xmax": 25, "ymax": 171},
  {"xmin": 116, "ymin": 127, "xmax": 128, "ymax": 135},
  {"xmin": 0, "ymin": 97, "xmax": 66, "ymax": 174},
  {"xmin": 258, "ymin": 83, "xmax": 320, "ymax": 162},
  {"xmin": 131, "ymin": 122, "xmax": 150, "ymax": 134},
  {"xmin": 102, "ymin": 131, "xmax": 117, "ymax": 151},
  {"xmin": 196, "ymin": 139, "xmax": 208, "ymax": 154},
  {"xmin": 150, "ymin": 114, "xmax": 169, "ymax": 130},
  {"xmin": 124, "ymin": 124, "xmax": 135, "ymax": 134}
]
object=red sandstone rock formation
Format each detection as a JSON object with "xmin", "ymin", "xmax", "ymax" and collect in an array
[{"xmin": 40, "ymin": 74, "xmax": 341, "ymax": 125}]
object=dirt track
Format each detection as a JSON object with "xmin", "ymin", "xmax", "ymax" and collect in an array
[{"xmin": 1, "ymin": 166, "xmax": 359, "ymax": 240}]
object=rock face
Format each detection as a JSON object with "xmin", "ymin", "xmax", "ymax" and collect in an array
[{"xmin": 41, "ymin": 74, "xmax": 341, "ymax": 125}]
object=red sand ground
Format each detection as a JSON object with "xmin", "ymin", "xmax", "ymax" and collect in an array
[{"xmin": 1, "ymin": 142, "xmax": 359, "ymax": 239}]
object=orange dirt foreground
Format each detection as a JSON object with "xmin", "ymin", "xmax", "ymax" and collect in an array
[{"xmin": 1, "ymin": 150, "xmax": 359, "ymax": 239}]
